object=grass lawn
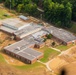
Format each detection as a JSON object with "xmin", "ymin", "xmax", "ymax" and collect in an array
[
  {"xmin": 56, "ymin": 44, "xmax": 74, "ymax": 51},
  {"xmin": 0, "ymin": 53, "xmax": 6, "ymax": 63},
  {"xmin": 14, "ymin": 62, "xmax": 45, "ymax": 70},
  {"xmin": 0, "ymin": 8, "xmax": 11, "ymax": 19},
  {"xmin": 40, "ymin": 46, "xmax": 60, "ymax": 63}
]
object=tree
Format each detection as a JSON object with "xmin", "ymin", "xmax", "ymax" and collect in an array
[
  {"xmin": 52, "ymin": 42, "xmax": 55, "ymax": 46},
  {"xmin": 24, "ymin": 3, "xmax": 37, "ymax": 15},
  {"xmin": 22, "ymin": 0, "xmax": 31, "ymax": 5},
  {"xmin": 32, "ymin": 0, "xmax": 39, "ymax": 5},
  {"xmin": 46, "ymin": 34, "xmax": 52, "ymax": 39},
  {"xmin": 17, "ymin": 4, "xmax": 24, "ymax": 12},
  {"xmin": 43, "ymin": 38, "xmax": 47, "ymax": 42},
  {"xmin": 43, "ymin": 0, "xmax": 72, "ymax": 28},
  {"xmin": 0, "ymin": 0, "xmax": 4, "ymax": 3}
]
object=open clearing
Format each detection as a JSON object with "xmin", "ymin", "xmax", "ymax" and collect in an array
[
  {"xmin": 59, "ymin": 62, "xmax": 76, "ymax": 75},
  {"xmin": 0, "ymin": 31, "xmax": 16, "ymax": 50},
  {"xmin": 0, "ymin": 53, "xmax": 51, "ymax": 75},
  {"xmin": 49, "ymin": 46, "xmax": 76, "ymax": 74},
  {"xmin": 0, "ymin": 4, "xmax": 17, "ymax": 20},
  {"xmin": 36, "ymin": 46, "xmax": 60, "ymax": 63},
  {"xmin": 56, "ymin": 44, "xmax": 74, "ymax": 51}
]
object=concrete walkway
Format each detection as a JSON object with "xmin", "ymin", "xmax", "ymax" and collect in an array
[
  {"xmin": 43, "ymin": 46, "xmax": 75, "ymax": 72},
  {"xmin": 37, "ymin": 47, "xmax": 62, "ymax": 72},
  {"xmin": 49, "ymin": 47, "xmax": 61, "ymax": 52},
  {"xmin": 37, "ymin": 60, "xmax": 54, "ymax": 72}
]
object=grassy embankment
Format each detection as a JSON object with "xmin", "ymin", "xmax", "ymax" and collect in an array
[{"xmin": 40, "ymin": 46, "xmax": 60, "ymax": 63}]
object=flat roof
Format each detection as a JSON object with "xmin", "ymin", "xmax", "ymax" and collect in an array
[
  {"xmin": 23, "ymin": 35, "xmax": 39, "ymax": 45},
  {"xmin": 19, "ymin": 15, "xmax": 28, "ymax": 20},
  {"xmin": 2, "ymin": 18, "xmax": 25, "ymax": 28},
  {"xmin": 32, "ymin": 30, "xmax": 49, "ymax": 42},
  {"xmin": 45, "ymin": 26, "xmax": 76, "ymax": 43},
  {"xmin": 14, "ymin": 23, "xmax": 43, "ymax": 38},
  {"xmin": 2, "ymin": 18, "xmax": 30, "ymax": 30},
  {"xmin": 4, "ymin": 40, "xmax": 43, "ymax": 61},
  {"xmin": 32, "ymin": 30, "xmax": 49, "ymax": 39},
  {"xmin": 4, "ymin": 40, "xmax": 31, "ymax": 51},
  {"xmin": 0, "ymin": 25, "xmax": 16, "ymax": 33}
]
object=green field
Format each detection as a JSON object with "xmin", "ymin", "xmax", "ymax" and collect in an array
[
  {"xmin": 0, "ymin": 53, "xmax": 6, "ymax": 63},
  {"xmin": 14, "ymin": 62, "xmax": 45, "ymax": 70},
  {"xmin": 0, "ymin": 53, "xmax": 45, "ymax": 70},
  {"xmin": 0, "ymin": 8, "xmax": 11, "ymax": 19},
  {"xmin": 40, "ymin": 46, "xmax": 60, "ymax": 62},
  {"xmin": 56, "ymin": 44, "xmax": 74, "ymax": 51}
]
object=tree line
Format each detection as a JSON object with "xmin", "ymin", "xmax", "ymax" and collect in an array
[{"xmin": 0, "ymin": 0, "xmax": 76, "ymax": 28}]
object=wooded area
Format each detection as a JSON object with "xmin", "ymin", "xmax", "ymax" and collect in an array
[{"xmin": 0, "ymin": 0, "xmax": 76, "ymax": 28}]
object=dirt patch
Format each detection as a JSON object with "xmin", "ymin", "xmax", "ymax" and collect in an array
[
  {"xmin": 49, "ymin": 45, "xmax": 76, "ymax": 73},
  {"xmin": 59, "ymin": 62, "xmax": 76, "ymax": 75},
  {"xmin": 0, "ymin": 31, "xmax": 24, "ymax": 66},
  {"xmin": 0, "ymin": 31, "xmax": 9, "ymax": 41},
  {"xmin": 0, "ymin": 31, "xmax": 16, "ymax": 50},
  {"xmin": 1, "ymin": 53, "xmax": 25, "ymax": 66},
  {"xmin": 49, "ymin": 56, "xmax": 68, "ymax": 72}
]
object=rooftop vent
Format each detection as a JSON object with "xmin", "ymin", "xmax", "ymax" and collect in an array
[{"xmin": 16, "ymin": 47, "xmax": 20, "ymax": 50}]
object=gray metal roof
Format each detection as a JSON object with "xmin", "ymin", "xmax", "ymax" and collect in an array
[
  {"xmin": 4, "ymin": 39, "xmax": 43, "ymax": 61},
  {"xmin": 19, "ymin": 15, "xmax": 28, "ymax": 20},
  {"xmin": 0, "ymin": 25, "xmax": 16, "ymax": 33},
  {"xmin": 23, "ymin": 48, "xmax": 42, "ymax": 58},
  {"xmin": 18, "ymin": 52, "xmax": 36, "ymax": 61},
  {"xmin": 2, "ymin": 18, "xmax": 26, "ymax": 30},
  {"xmin": 44, "ymin": 26, "xmax": 76, "ymax": 43},
  {"xmin": 23, "ymin": 35, "xmax": 39, "ymax": 45},
  {"xmin": 14, "ymin": 23, "xmax": 43, "ymax": 38},
  {"xmin": 32, "ymin": 30, "xmax": 49, "ymax": 42},
  {"xmin": 32, "ymin": 30, "xmax": 49, "ymax": 39}
]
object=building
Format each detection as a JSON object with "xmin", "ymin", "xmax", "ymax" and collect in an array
[
  {"xmin": 32, "ymin": 30, "xmax": 49, "ymax": 39},
  {"xmin": 2, "ymin": 17, "xmax": 76, "ymax": 64},
  {"xmin": 4, "ymin": 40, "xmax": 43, "ymax": 64},
  {"xmin": 44, "ymin": 26, "xmax": 76, "ymax": 45},
  {"xmin": 0, "ymin": 18, "xmax": 43, "ymax": 40},
  {"xmin": 0, "ymin": 18, "xmax": 28, "ymax": 34},
  {"xmin": 34, "ymin": 42, "xmax": 45, "ymax": 48},
  {"xmin": 19, "ymin": 15, "xmax": 29, "ymax": 21},
  {"xmin": 14, "ymin": 23, "xmax": 43, "ymax": 40}
]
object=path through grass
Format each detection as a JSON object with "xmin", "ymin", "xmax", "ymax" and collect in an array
[{"xmin": 40, "ymin": 46, "xmax": 60, "ymax": 62}]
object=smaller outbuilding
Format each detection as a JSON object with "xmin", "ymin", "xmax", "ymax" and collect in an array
[{"xmin": 19, "ymin": 15, "xmax": 29, "ymax": 21}]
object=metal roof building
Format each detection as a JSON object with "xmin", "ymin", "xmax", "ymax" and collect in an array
[
  {"xmin": 32, "ymin": 30, "xmax": 49, "ymax": 39},
  {"xmin": 14, "ymin": 23, "xmax": 43, "ymax": 39},
  {"xmin": 2, "ymin": 18, "xmax": 26, "ymax": 30},
  {"xmin": 0, "ymin": 25, "xmax": 16, "ymax": 34},
  {"xmin": 44, "ymin": 26, "xmax": 76, "ymax": 45},
  {"xmin": 4, "ymin": 39, "xmax": 43, "ymax": 64},
  {"xmin": 0, "ymin": 18, "xmax": 32, "ymax": 34},
  {"xmin": 19, "ymin": 15, "xmax": 29, "ymax": 21}
]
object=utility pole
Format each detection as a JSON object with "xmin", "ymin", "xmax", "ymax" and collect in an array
[{"xmin": 10, "ymin": 0, "xmax": 11, "ymax": 11}]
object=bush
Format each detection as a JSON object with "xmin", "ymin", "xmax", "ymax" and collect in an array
[
  {"xmin": 52, "ymin": 42, "xmax": 55, "ymax": 46},
  {"xmin": 43, "ymin": 38, "xmax": 47, "ymax": 42},
  {"xmin": 46, "ymin": 34, "xmax": 52, "ymax": 39}
]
